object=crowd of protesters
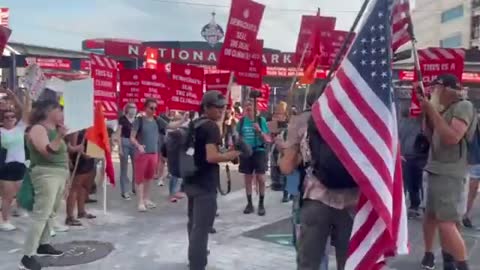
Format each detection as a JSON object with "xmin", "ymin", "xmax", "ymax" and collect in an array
[{"xmin": 1, "ymin": 73, "xmax": 480, "ymax": 270}]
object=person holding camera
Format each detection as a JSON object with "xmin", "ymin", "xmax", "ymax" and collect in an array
[
  {"xmin": 183, "ymin": 91, "xmax": 240, "ymax": 270},
  {"xmin": 237, "ymin": 98, "xmax": 270, "ymax": 216}
]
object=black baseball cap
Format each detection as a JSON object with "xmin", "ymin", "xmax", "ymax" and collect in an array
[
  {"xmin": 431, "ymin": 74, "xmax": 461, "ymax": 90},
  {"xmin": 202, "ymin": 90, "xmax": 227, "ymax": 108}
]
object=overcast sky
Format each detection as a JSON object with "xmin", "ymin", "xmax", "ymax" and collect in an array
[{"xmin": 4, "ymin": 0, "xmax": 414, "ymax": 53}]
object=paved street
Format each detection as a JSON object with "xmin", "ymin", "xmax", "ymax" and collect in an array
[{"xmin": 2, "ymin": 160, "xmax": 480, "ymax": 270}]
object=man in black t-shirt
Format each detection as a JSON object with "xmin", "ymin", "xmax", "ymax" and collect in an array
[{"xmin": 184, "ymin": 91, "xmax": 240, "ymax": 270}]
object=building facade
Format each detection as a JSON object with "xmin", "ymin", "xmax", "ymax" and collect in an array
[{"xmin": 412, "ymin": 0, "xmax": 476, "ymax": 49}]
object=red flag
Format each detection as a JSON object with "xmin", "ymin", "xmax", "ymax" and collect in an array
[
  {"xmin": 144, "ymin": 47, "xmax": 158, "ymax": 70},
  {"xmin": 299, "ymin": 55, "xmax": 319, "ymax": 85},
  {"xmin": 0, "ymin": 25, "xmax": 11, "ymax": 55},
  {"xmin": 86, "ymin": 103, "xmax": 115, "ymax": 186},
  {"xmin": 170, "ymin": 63, "xmax": 204, "ymax": 111},
  {"xmin": 235, "ymin": 39, "xmax": 263, "ymax": 88},
  {"xmin": 217, "ymin": 0, "xmax": 265, "ymax": 72}
]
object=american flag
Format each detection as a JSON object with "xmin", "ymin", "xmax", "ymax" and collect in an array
[
  {"xmin": 391, "ymin": 0, "xmax": 412, "ymax": 52},
  {"xmin": 311, "ymin": 0, "xmax": 409, "ymax": 269}
]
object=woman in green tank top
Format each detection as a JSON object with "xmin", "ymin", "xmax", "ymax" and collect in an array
[{"xmin": 20, "ymin": 99, "xmax": 82, "ymax": 270}]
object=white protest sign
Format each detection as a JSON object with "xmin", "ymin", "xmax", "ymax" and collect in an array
[
  {"xmin": 63, "ymin": 78, "xmax": 94, "ymax": 134},
  {"xmin": 21, "ymin": 64, "xmax": 46, "ymax": 100}
]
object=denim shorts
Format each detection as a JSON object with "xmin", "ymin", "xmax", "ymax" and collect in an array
[{"xmin": 469, "ymin": 165, "xmax": 480, "ymax": 179}]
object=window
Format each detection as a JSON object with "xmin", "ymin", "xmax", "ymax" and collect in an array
[
  {"xmin": 440, "ymin": 33, "xmax": 462, "ymax": 48},
  {"xmin": 441, "ymin": 5, "xmax": 464, "ymax": 23}
]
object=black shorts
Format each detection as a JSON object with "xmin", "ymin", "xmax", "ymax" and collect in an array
[
  {"xmin": 0, "ymin": 162, "xmax": 27, "ymax": 181},
  {"xmin": 70, "ymin": 155, "xmax": 95, "ymax": 175},
  {"xmin": 239, "ymin": 150, "xmax": 268, "ymax": 175}
]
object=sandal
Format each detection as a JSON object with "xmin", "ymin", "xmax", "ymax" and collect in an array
[
  {"xmin": 65, "ymin": 217, "xmax": 82, "ymax": 226},
  {"xmin": 78, "ymin": 212, "xmax": 96, "ymax": 219}
]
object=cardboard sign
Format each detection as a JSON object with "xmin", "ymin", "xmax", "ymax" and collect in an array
[
  {"xmin": 119, "ymin": 69, "xmax": 141, "ymax": 110},
  {"xmin": 217, "ymin": 0, "xmax": 265, "ymax": 72},
  {"xmin": 64, "ymin": 78, "xmax": 94, "ymax": 134},
  {"xmin": 236, "ymin": 39, "xmax": 263, "ymax": 88},
  {"xmin": 295, "ymin": 15, "xmax": 336, "ymax": 67},
  {"xmin": 139, "ymin": 68, "xmax": 170, "ymax": 114},
  {"xmin": 413, "ymin": 48, "xmax": 465, "ymax": 85},
  {"xmin": 170, "ymin": 63, "xmax": 204, "ymax": 111},
  {"xmin": 21, "ymin": 63, "xmax": 46, "ymax": 100}
]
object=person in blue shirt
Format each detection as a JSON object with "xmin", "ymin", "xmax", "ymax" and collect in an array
[{"xmin": 237, "ymin": 99, "xmax": 270, "ymax": 216}]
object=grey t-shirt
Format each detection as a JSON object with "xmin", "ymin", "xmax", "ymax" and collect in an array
[
  {"xmin": 133, "ymin": 117, "xmax": 167, "ymax": 154},
  {"xmin": 424, "ymin": 100, "xmax": 475, "ymax": 178}
]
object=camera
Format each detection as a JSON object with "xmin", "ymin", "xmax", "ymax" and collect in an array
[{"xmin": 249, "ymin": 90, "xmax": 262, "ymax": 99}]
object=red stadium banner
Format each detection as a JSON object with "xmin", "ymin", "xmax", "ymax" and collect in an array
[
  {"xmin": 139, "ymin": 68, "xmax": 170, "ymax": 114},
  {"xmin": 217, "ymin": 0, "xmax": 265, "ymax": 72},
  {"xmin": 169, "ymin": 63, "xmax": 204, "ymax": 111},
  {"xmin": 90, "ymin": 54, "xmax": 118, "ymax": 119},
  {"xmin": 236, "ymin": 39, "xmax": 263, "ymax": 88},
  {"xmin": 119, "ymin": 69, "xmax": 142, "ymax": 110}
]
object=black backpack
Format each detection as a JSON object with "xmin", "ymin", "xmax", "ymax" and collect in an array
[{"xmin": 307, "ymin": 116, "xmax": 357, "ymax": 189}]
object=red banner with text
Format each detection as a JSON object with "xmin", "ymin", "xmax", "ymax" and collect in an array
[
  {"xmin": 217, "ymin": 0, "xmax": 265, "ymax": 72},
  {"xmin": 254, "ymin": 84, "xmax": 270, "ymax": 112},
  {"xmin": 205, "ymin": 72, "xmax": 232, "ymax": 106},
  {"xmin": 139, "ymin": 68, "xmax": 170, "ymax": 114},
  {"xmin": 170, "ymin": 63, "xmax": 204, "ymax": 111},
  {"xmin": 144, "ymin": 47, "xmax": 158, "ymax": 70},
  {"xmin": 119, "ymin": 69, "xmax": 142, "ymax": 111},
  {"xmin": 90, "ymin": 54, "xmax": 118, "ymax": 119},
  {"xmin": 236, "ymin": 39, "xmax": 263, "ymax": 88}
]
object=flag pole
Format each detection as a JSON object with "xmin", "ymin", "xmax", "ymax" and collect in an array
[
  {"xmin": 302, "ymin": 84, "xmax": 311, "ymax": 111},
  {"xmin": 320, "ymin": 0, "xmax": 370, "ymax": 95},
  {"xmin": 103, "ymin": 171, "xmax": 107, "ymax": 215},
  {"xmin": 219, "ymin": 72, "xmax": 235, "ymax": 135},
  {"xmin": 286, "ymin": 39, "xmax": 309, "ymax": 114}
]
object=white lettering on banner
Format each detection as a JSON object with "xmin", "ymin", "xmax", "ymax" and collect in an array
[
  {"xmin": 208, "ymin": 52, "xmax": 217, "ymax": 62},
  {"xmin": 181, "ymin": 84, "xmax": 193, "ymax": 91},
  {"xmin": 95, "ymin": 80, "xmax": 114, "ymax": 89},
  {"xmin": 179, "ymin": 50, "xmax": 189, "ymax": 60},
  {"xmin": 237, "ymin": 71, "xmax": 260, "ymax": 78},
  {"xmin": 95, "ymin": 69, "xmax": 114, "ymax": 78},
  {"xmin": 171, "ymin": 96, "xmax": 201, "ymax": 105},
  {"xmin": 128, "ymin": 45, "xmax": 140, "ymax": 56},
  {"xmin": 172, "ymin": 74, "xmax": 202, "ymax": 85},
  {"xmin": 141, "ymin": 80, "xmax": 167, "ymax": 88},
  {"xmin": 158, "ymin": 48, "xmax": 167, "ymax": 58},
  {"xmin": 193, "ymin": 51, "xmax": 203, "ymax": 62},
  {"xmin": 122, "ymin": 81, "xmax": 140, "ymax": 86},
  {"xmin": 271, "ymin": 54, "xmax": 279, "ymax": 64},
  {"xmin": 95, "ymin": 89, "xmax": 116, "ymax": 98},
  {"xmin": 230, "ymin": 18, "xmax": 257, "ymax": 32}
]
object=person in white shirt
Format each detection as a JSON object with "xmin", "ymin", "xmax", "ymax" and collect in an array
[{"xmin": 0, "ymin": 88, "xmax": 30, "ymax": 231}]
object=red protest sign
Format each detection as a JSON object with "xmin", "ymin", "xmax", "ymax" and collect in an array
[
  {"xmin": 170, "ymin": 63, "xmax": 204, "ymax": 111},
  {"xmin": 139, "ymin": 68, "xmax": 170, "ymax": 114},
  {"xmin": 295, "ymin": 15, "xmax": 336, "ymax": 67},
  {"xmin": 0, "ymin": 25, "xmax": 11, "ymax": 55},
  {"xmin": 409, "ymin": 85, "xmax": 421, "ymax": 117},
  {"xmin": 254, "ymin": 84, "xmax": 270, "ymax": 112},
  {"xmin": 318, "ymin": 30, "xmax": 352, "ymax": 67},
  {"xmin": 205, "ymin": 72, "xmax": 233, "ymax": 106},
  {"xmin": 414, "ymin": 48, "xmax": 465, "ymax": 85},
  {"xmin": 217, "ymin": 0, "xmax": 265, "ymax": 72},
  {"xmin": 119, "ymin": 69, "xmax": 142, "ymax": 110},
  {"xmin": 90, "ymin": 54, "xmax": 118, "ymax": 119},
  {"xmin": 144, "ymin": 47, "xmax": 158, "ymax": 70},
  {"xmin": 235, "ymin": 39, "xmax": 263, "ymax": 88}
]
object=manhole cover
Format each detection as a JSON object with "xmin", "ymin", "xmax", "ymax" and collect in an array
[{"xmin": 36, "ymin": 240, "xmax": 114, "ymax": 267}]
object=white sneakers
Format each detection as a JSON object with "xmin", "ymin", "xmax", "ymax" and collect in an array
[
  {"xmin": 138, "ymin": 200, "xmax": 157, "ymax": 212},
  {"xmin": 0, "ymin": 221, "xmax": 16, "ymax": 231}
]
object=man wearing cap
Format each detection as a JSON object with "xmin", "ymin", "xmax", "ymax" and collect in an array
[
  {"xmin": 419, "ymin": 74, "xmax": 475, "ymax": 270},
  {"xmin": 183, "ymin": 90, "xmax": 240, "ymax": 270}
]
